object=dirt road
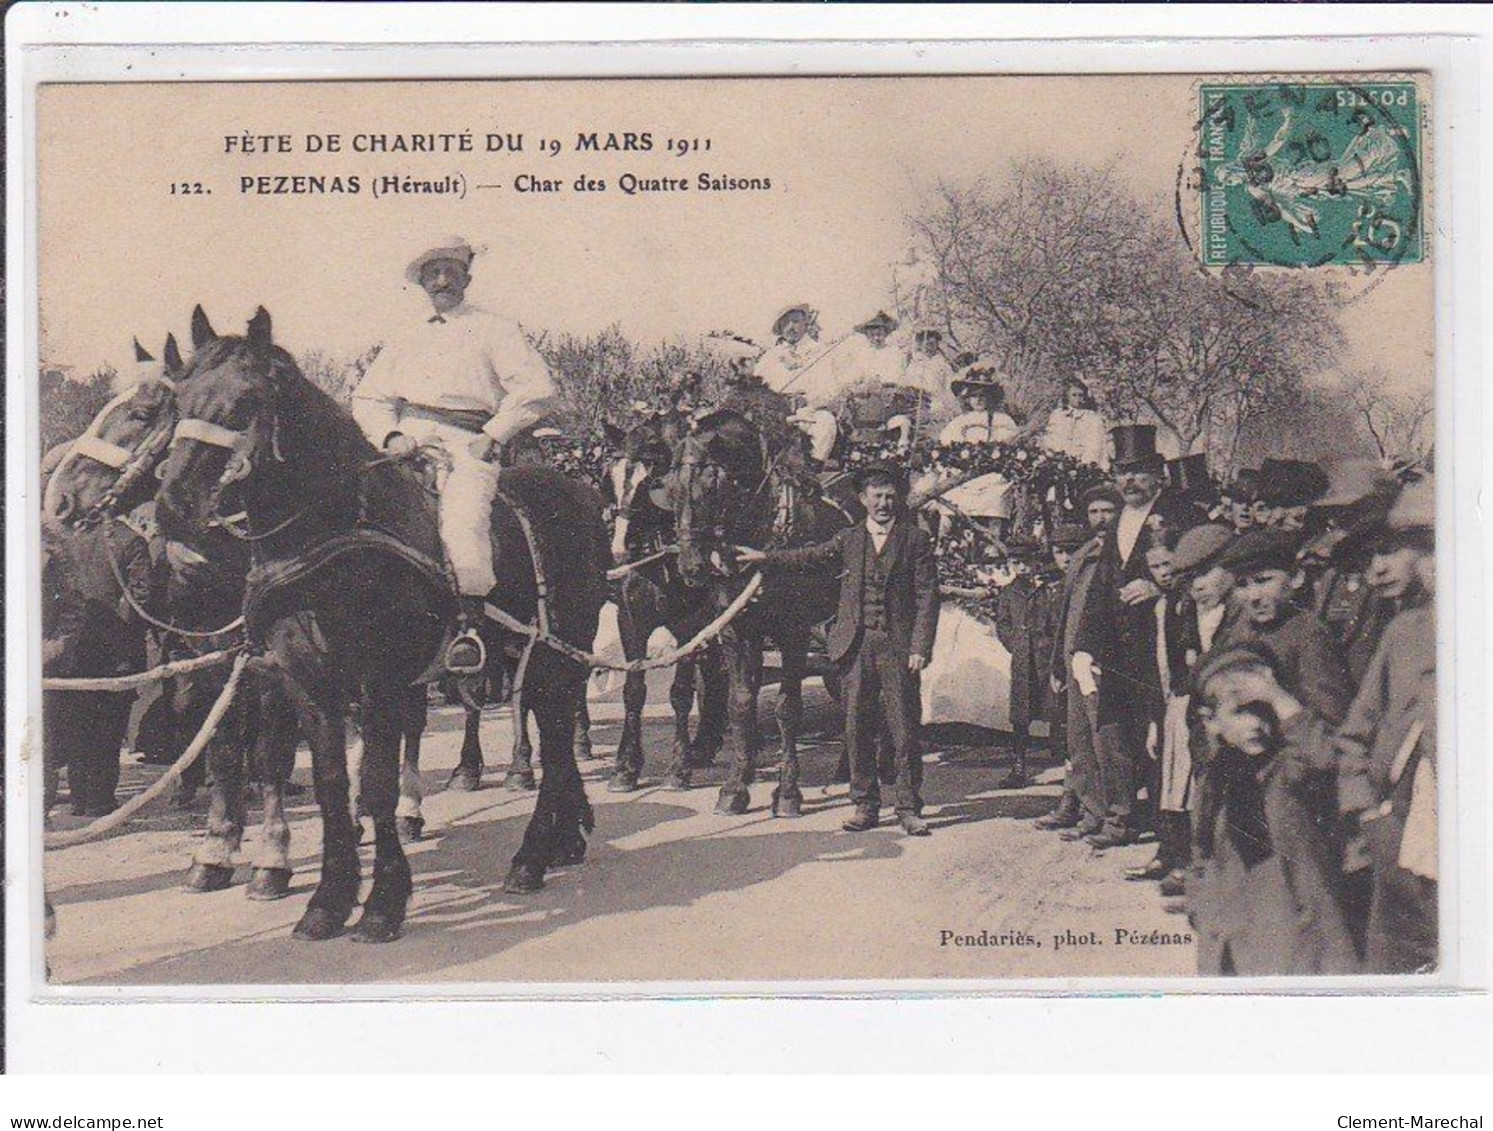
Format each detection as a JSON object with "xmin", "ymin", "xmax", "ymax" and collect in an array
[{"xmin": 44, "ymin": 677, "xmax": 1195, "ymax": 987}]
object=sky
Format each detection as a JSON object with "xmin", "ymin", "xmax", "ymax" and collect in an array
[{"xmin": 38, "ymin": 75, "xmax": 1431, "ymax": 393}]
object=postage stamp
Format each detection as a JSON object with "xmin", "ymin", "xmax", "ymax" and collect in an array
[{"xmin": 1198, "ymin": 78, "xmax": 1424, "ymax": 268}]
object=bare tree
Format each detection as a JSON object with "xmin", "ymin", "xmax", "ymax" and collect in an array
[{"xmin": 1340, "ymin": 365, "xmax": 1435, "ymax": 464}]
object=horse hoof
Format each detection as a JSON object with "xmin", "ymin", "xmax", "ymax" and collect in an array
[
  {"xmin": 663, "ymin": 770, "xmax": 692, "ymax": 791},
  {"xmin": 291, "ymin": 906, "xmax": 348, "ymax": 941},
  {"xmin": 445, "ymin": 768, "xmax": 484, "ymax": 793},
  {"xmin": 503, "ymin": 770, "xmax": 537, "ymax": 792},
  {"xmin": 246, "ymin": 867, "xmax": 292, "ymax": 901},
  {"xmin": 349, "ymin": 909, "xmax": 405, "ymax": 944},
  {"xmin": 502, "ymin": 863, "xmax": 545, "ymax": 894},
  {"xmin": 183, "ymin": 862, "xmax": 235, "ymax": 893},
  {"xmin": 772, "ymin": 791, "xmax": 804, "ymax": 819},
  {"xmin": 574, "ymin": 738, "xmax": 597, "ymax": 762},
  {"xmin": 714, "ymin": 788, "xmax": 750, "ymax": 816},
  {"xmin": 397, "ymin": 816, "xmax": 425, "ymax": 843},
  {"xmin": 607, "ymin": 773, "xmax": 639, "ymax": 793}
]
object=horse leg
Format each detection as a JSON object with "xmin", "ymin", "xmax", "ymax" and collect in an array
[
  {"xmin": 349, "ymin": 685, "xmax": 414, "ymax": 944},
  {"xmin": 503, "ymin": 668, "xmax": 538, "ymax": 791},
  {"xmin": 714, "ymin": 628, "xmax": 762, "ymax": 816},
  {"xmin": 445, "ymin": 673, "xmax": 487, "ymax": 792},
  {"xmin": 283, "ymin": 678, "xmax": 360, "ymax": 942},
  {"xmin": 667, "ymin": 657, "xmax": 697, "ymax": 775},
  {"xmin": 691, "ymin": 645, "xmax": 727, "ymax": 769},
  {"xmin": 572, "ymin": 696, "xmax": 595, "ymax": 763},
  {"xmin": 247, "ymin": 686, "xmax": 297, "ymax": 900},
  {"xmin": 184, "ymin": 687, "xmax": 248, "ymax": 893},
  {"xmin": 771, "ymin": 635, "xmax": 807, "ymax": 818},
  {"xmin": 610, "ymin": 591, "xmax": 652, "ymax": 792},
  {"xmin": 506, "ymin": 665, "xmax": 589, "ymax": 892},
  {"xmin": 396, "ymin": 684, "xmax": 427, "ymax": 842}
]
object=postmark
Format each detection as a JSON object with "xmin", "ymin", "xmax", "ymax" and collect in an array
[{"xmin": 1197, "ymin": 78, "xmax": 1424, "ymax": 269}]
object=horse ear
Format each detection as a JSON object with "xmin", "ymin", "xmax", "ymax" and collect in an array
[
  {"xmin": 191, "ymin": 305, "xmax": 216, "ymax": 348},
  {"xmin": 246, "ymin": 306, "xmax": 273, "ymax": 349},
  {"xmin": 162, "ymin": 333, "xmax": 184, "ymax": 379},
  {"xmin": 133, "ymin": 336, "xmax": 153, "ymax": 363}
]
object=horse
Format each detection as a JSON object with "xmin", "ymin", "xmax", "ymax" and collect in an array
[
  {"xmin": 155, "ymin": 306, "xmax": 607, "ymax": 941},
  {"xmin": 671, "ymin": 405, "xmax": 852, "ymax": 816},
  {"xmin": 601, "ymin": 412, "xmax": 726, "ymax": 792}
]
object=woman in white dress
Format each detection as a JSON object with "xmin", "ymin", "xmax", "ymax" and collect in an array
[
  {"xmin": 1040, "ymin": 375, "xmax": 1109, "ymax": 468},
  {"xmin": 936, "ymin": 366, "xmax": 1020, "ymax": 545}
]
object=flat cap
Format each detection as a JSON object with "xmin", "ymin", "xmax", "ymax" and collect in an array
[
  {"xmin": 1216, "ymin": 528, "xmax": 1302, "ymax": 575},
  {"xmin": 1170, "ymin": 523, "xmax": 1235, "ymax": 574},
  {"xmin": 1051, "ymin": 522, "xmax": 1091, "ymax": 549},
  {"xmin": 1195, "ymin": 640, "xmax": 1282, "ymax": 696}
]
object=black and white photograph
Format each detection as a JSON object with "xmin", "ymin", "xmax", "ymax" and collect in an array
[{"xmin": 6, "ymin": 41, "xmax": 1463, "ymax": 1005}]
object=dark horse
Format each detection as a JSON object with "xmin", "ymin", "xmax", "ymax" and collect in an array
[
  {"xmin": 156, "ymin": 307, "xmax": 607, "ymax": 941},
  {"xmin": 672, "ymin": 404, "xmax": 852, "ymax": 816},
  {"xmin": 602, "ymin": 413, "xmax": 726, "ymax": 792}
]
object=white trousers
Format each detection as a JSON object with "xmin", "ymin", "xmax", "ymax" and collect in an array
[{"xmin": 397, "ymin": 417, "xmax": 500, "ymax": 596}]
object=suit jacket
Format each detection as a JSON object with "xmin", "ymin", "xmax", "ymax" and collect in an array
[
  {"xmin": 767, "ymin": 519, "xmax": 939, "ymax": 665},
  {"xmin": 1051, "ymin": 534, "xmax": 1105, "ymax": 685},
  {"xmin": 1073, "ymin": 489, "xmax": 1195, "ymax": 718},
  {"xmin": 995, "ymin": 573, "xmax": 1060, "ymax": 732}
]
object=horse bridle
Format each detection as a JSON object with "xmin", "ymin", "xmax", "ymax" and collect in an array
[{"xmin": 63, "ymin": 388, "xmax": 178, "ymax": 525}]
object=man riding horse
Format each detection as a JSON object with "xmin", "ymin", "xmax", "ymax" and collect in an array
[{"xmin": 350, "ymin": 236, "xmax": 559, "ymax": 673}]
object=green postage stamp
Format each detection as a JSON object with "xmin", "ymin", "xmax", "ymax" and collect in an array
[{"xmin": 1199, "ymin": 78, "xmax": 1424, "ymax": 268}]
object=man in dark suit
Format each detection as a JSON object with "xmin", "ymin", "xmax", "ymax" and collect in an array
[
  {"xmin": 739, "ymin": 464, "xmax": 940, "ymax": 835},
  {"xmin": 1072, "ymin": 425, "xmax": 1198, "ymax": 848}
]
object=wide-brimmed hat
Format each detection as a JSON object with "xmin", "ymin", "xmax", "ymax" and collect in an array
[
  {"xmin": 1258, "ymin": 458, "xmax": 1330, "ymax": 509},
  {"xmin": 406, "ymin": 236, "xmax": 476, "ymax": 285},
  {"xmin": 950, "ymin": 364, "xmax": 1005, "ymax": 397},
  {"xmin": 1166, "ymin": 453, "xmax": 1213, "ymax": 499},
  {"xmin": 854, "ymin": 311, "xmax": 899, "ymax": 336},
  {"xmin": 771, "ymin": 303, "xmax": 817, "ymax": 339},
  {"xmin": 1111, "ymin": 425, "xmax": 1164, "ymax": 473},
  {"xmin": 1217, "ymin": 528, "xmax": 1302, "ymax": 576},
  {"xmin": 1228, "ymin": 467, "xmax": 1261, "ymax": 504}
]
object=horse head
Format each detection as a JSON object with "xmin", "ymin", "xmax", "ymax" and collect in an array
[
  {"xmin": 155, "ymin": 305, "xmax": 290, "ymax": 545},
  {"xmin": 605, "ymin": 414, "xmax": 681, "ymax": 564},
  {"xmin": 42, "ymin": 334, "xmax": 183, "ymax": 527},
  {"xmin": 671, "ymin": 408, "xmax": 769, "ymax": 587}
]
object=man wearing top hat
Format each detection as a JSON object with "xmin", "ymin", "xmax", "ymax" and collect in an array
[
  {"xmin": 1071, "ymin": 424, "xmax": 1199, "ymax": 847},
  {"xmin": 738, "ymin": 463, "xmax": 940, "ymax": 836},
  {"xmin": 351, "ymin": 236, "xmax": 559, "ymax": 672}
]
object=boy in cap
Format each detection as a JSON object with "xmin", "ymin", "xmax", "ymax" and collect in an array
[
  {"xmin": 992, "ymin": 536, "xmax": 1063, "ymax": 789},
  {"xmin": 1188, "ymin": 643, "xmax": 1361, "ymax": 975},
  {"xmin": 1332, "ymin": 477, "xmax": 1437, "ymax": 972},
  {"xmin": 738, "ymin": 463, "xmax": 940, "ymax": 836},
  {"xmin": 351, "ymin": 236, "xmax": 559, "ymax": 672}
]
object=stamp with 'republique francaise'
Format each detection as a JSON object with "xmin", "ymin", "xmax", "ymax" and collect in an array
[{"xmin": 1198, "ymin": 78, "xmax": 1424, "ymax": 269}]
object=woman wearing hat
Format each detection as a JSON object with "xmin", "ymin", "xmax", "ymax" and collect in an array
[
  {"xmin": 1041, "ymin": 375, "xmax": 1109, "ymax": 469},
  {"xmin": 935, "ymin": 365, "xmax": 1020, "ymax": 544},
  {"xmin": 753, "ymin": 303, "xmax": 824, "ymax": 396}
]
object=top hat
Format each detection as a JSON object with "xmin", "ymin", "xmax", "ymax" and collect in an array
[
  {"xmin": 950, "ymin": 364, "xmax": 1005, "ymax": 398},
  {"xmin": 1258, "ymin": 458, "xmax": 1330, "ymax": 509},
  {"xmin": 1166, "ymin": 453, "xmax": 1213, "ymax": 498},
  {"xmin": 854, "ymin": 311, "xmax": 899, "ymax": 336},
  {"xmin": 771, "ymin": 304, "xmax": 817, "ymax": 339},
  {"xmin": 405, "ymin": 236, "xmax": 476, "ymax": 285},
  {"xmin": 1227, "ymin": 467, "xmax": 1261, "ymax": 504},
  {"xmin": 1110, "ymin": 425, "xmax": 1164, "ymax": 473}
]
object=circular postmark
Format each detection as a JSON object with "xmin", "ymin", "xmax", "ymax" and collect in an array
[{"xmin": 1174, "ymin": 75, "xmax": 1426, "ymax": 306}]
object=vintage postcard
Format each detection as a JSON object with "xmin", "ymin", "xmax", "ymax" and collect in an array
[{"xmin": 30, "ymin": 71, "xmax": 1442, "ymax": 990}]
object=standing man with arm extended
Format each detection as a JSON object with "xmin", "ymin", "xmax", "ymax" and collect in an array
[
  {"xmin": 351, "ymin": 236, "xmax": 559, "ymax": 673},
  {"xmin": 738, "ymin": 464, "xmax": 940, "ymax": 836}
]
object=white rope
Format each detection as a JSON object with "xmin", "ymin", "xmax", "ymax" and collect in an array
[
  {"xmin": 45, "ymin": 652, "xmax": 250, "ymax": 850},
  {"xmin": 42, "ymin": 646, "xmax": 239, "ymax": 692},
  {"xmin": 485, "ymin": 570, "xmax": 762, "ymax": 673}
]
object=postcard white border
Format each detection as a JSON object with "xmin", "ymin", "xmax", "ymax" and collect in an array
[{"xmin": 5, "ymin": 3, "xmax": 1490, "ymax": 1073}]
